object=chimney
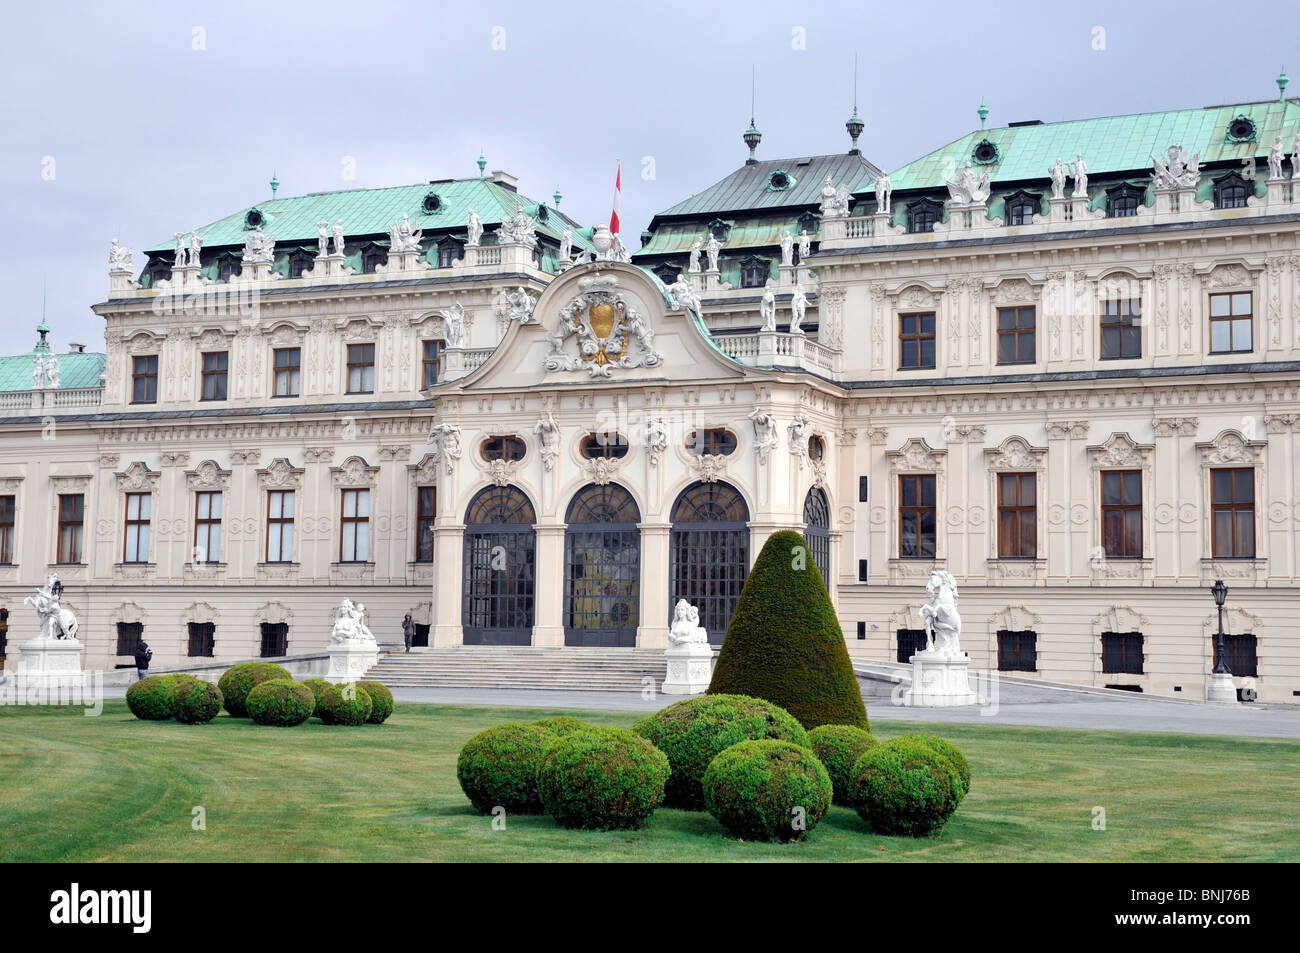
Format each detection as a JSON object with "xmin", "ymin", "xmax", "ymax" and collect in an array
[
  {"xmin": 68, "ymin": 342, "xmax": 87, "ymax": 353},
  {"xmin": 488, "ymin": 170, "xmax": 518, "ymax": 192}
]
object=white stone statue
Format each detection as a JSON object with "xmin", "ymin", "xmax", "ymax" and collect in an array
[
  {"xmin": 947, "ymin": 162, "xmax": 990, "ymax": 205},
  {"xmin": 836, "ymin": 184, "xmax": 852, "ymax": 216},
  {"xmin": 390, "ymin": 213, "xmax": 422, "ymax": 254},
  {"xmin": 758, "ymin": 282, "xmax": 777, "ymax": 331},
  {"xmin": 533, "ymin": 411, "xmax": 560, "ymax": 471},
  {"xmin": 316, "ymin": 220, "xmax": 330, "ymax": 258},
  {"xmin": 688, "ymin": 236, "xmax": 702, "ymax": 273},
  {"xmin": 789, "ymin": 280, "xmax": 807, "ymax": 334},
  {"xmin": 506, "ymin": 286, "xmax": 537, "ymax": 324},
  {"xmin": 705, "ymin": 233, "xmax": 721, "ymax": 272},
  {"xmin": 559, "ymin": 225, "xmax": 572, "ymax": 263},
  {"xmin": 32, "ymin": 354, "xmax": 47, "ymax": 390},
  {"xmin": 748, "ymin": 408, "xmax": 778, "ymax": 463},
  {"xmin": 427, "ymin": 421, "xmax": 463, "ymax": 474},
  {"xmin": 466, "ymin": 208, "xmax": 483, "ymax": 247},
  {"xmin": 438, "ymin": 301, "xmax": 465, "ymax": 348},
  {"xmin": 46, "ymin": 356, "xmax": 59, "ymax": 389},
  {"xmin": 1151, "ymin": 144, "xmax": 1202, "ymax": 190},
  {"xmin": 798, "ymin": 228, "xmax": 811, "ymax": 259},
  {"xmin": 1048, "ymin": 157, "xmax": 1067, "ymax": 200},
  {"xmin": 819, "ymin": 175, "xmax": 841, "ymax": 217},
  {"xmin": 610, "ymin": 232, "xmax": 631, "ymax": 263},
  {"xmin": 788, "ymin": 414, "xmax": 810, "ymax": 465},
  {"xmin": 1292, "ymin": 133, "xmax": 1300, "ymax": 175},
  {"xmin": 330, "ymin": 598, "xmax": 377, "ymax": 645},
  {"xmin": 243, "ymin": 226, "xmax": 275, "ymax": 264},
  {"xmin": 109, "ymin": 238, "xmax": 132, "ymax": 273},
  {"xmin": 667, "ymin": 273, "xmax": 701, "ymax": 315},
  {"xmin": 23, "ymin": 573, "xmax": 78, "ymax": 641},
  {"xmin": 1070, "ymin": 154, "xmax": 1088, "ymax": 198},
  {"xmin": 331, "ymin": 220, "xmax": 345, "ymax": 257},
  {"xmin": 668, "ymin": 599, "xmax": 709, "ymax": 646},
  {"xmin": 1268, "ymin": 137, "xmax": 1285, "ymax": 180},
  {"xmin": 918, "ymin": 570, "xmax": 963, "ymax": 656},
  {"xmin": 874, "ymin": 173, "xmax": 892, "ymax": 214},
  {"xmin": 188, "ymin": 230, "xmax": 203, "ymax": 266},
  {"xmin": 779, "ymin": 229, "xmax": 794, "ymax": 267},
  {"xmin": 498, "ymin": 204, "xmax": 538, "ymax": 248},
  {"xmin": 173, "ymin": 232, "xmax": 185, "ymax": 267}
]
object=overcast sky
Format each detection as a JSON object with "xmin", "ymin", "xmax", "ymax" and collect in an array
[{"xmin": 3, "ymin": 0, "xmax": 1297, "ymax": 352}]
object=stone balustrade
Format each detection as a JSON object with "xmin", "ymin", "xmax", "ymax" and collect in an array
[{"xmin": 0, "ymin": 387, "xmax": 104, "ymax": 415}]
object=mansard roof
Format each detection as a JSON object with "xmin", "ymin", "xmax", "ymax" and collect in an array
[{"xmin": 0, "ymin": 350, "xmax": 105, "ymax": 392}]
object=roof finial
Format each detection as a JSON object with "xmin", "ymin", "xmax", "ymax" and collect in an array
[
  {"xmin": 477, "ymin": 150, "xmax": 486, "ymax": 178},
  {"xmin": 743, "ymin": 66, "xmax": 762, "ymax": 165},
  {"xmin": 553, "ymin": 184, "xmax": 563, "ymax": 208},
  {"xmin": 845, "ymin": 53, "xmax": 865, "ymax": 155},
  {"xmin": 270, "ymin": 171, "xmax": 279, "ymax": 197},
  {"xmin": 978, "ymin": 98, "xmax": 989, "ymax": 130},
  {"xmin": 1279, "ymin": 67, "xmax": 1290, "ymax": 101}
]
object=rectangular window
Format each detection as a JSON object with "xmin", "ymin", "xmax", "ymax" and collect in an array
[
  {"xmin": 1214, "ymin": 634, "xmax": 1258, "ymax": 677},
  {"xmin": 132, "ymin": 355, "xmax": 158, "ymax": 404},
  {"xmin": 0, "ymin": 495, "xmax": 14, "ymax": 564},
  {"xmin": 340, "ymin": 488, "xmax": 371, "ymax": 562},
  {"xmin": 416, "ymin": 486, "xmax": 436, "ymax": 563},
  {"xmin": 57, "ymin": 494, "xmax": 85, "ymax": 564},
  {"xmin": 347, "ymin": 343, "xmax": 375, "ymax": 394},
  {"xmin": 1102, "ymin": 631, "xmax": 1144, "ymax": 674},
  {"xmin": 898, "ymin": 474, "xmax": 936, "ymax": 558},
  {"xmin": 1211, "ymin": 468, "xmax": 1255, "ymax": 558},
  {"xmin": 899, "ymin": 313, "xmax": 936, "ymax": 369},
  {"xmin": 187, "ymin": 621, "xmax": 215, "ymax": 658},
  {"xmin": 858, "ymin": 476, "xmax": 869, "ymax": 502},
  {"xmin": 273, "ymin": 347, "xmax": 301, "ymax": 397},
  {"xmin": 896, "ymin": 628, "xmax": 928, "ymax": 663},
  {"xmin": 194, "ymin": 490, "xmax": 223, "ymax": 563},
  {"xmin": 116, "ymin": 621, "xmax": 143, "ymax": 657},
  {"xmin": 997, "ymin": 472, "xmax": 1037, "ymax": 558},
  {"xmin": 1208, "ymin": 292, "xmax": 1252, "ymax": 354},
  {"xmin": 200, "ymin": 351, "xmax": 229, "ymax": 401},
  {"xmin": 1100, "ymin": 299, "xmax": 1142, "ymax": 360},
  {"xmin": 266, "ymin": 490, "xmax": 295, "ymax": 562},
  {"xmin": 422, "ymin": 339, "xmax": 443, "ymax": 389},
  {"xmin": 1101, "ymin": 470, "xmax": 1143, "ymax": 558},
  {"xmin": 997, "ymin": 306, "xmax": 1036, "ymax": 365},
  {"xmin": 260, "ymin": 621, "xmax": 288, "ymax": 658},
  {"xmin": 998, "ymin": 630, "xmax": 1038, "ymax": 672},
  {"xmin": 123, "ymin": 493, "xmax": 152, "ymax": 563}
]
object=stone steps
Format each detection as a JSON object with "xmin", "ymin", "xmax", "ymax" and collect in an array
[{"xmin": 362, "ymin": 649, "xmax": 669, "ymax": 691}]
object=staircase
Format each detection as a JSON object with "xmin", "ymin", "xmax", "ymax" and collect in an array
[{"xmin": 362, "ymin": 647, "xmax": 672, "ymax": 692}]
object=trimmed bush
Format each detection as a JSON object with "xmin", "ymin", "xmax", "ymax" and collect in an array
[
  {"xmin": 905, "ymin": 734, "xmax": 971, "ymax": 798},
  {"xmin": 317, "ymin": 683, "xmax": 373, "ymax": 726},
  {"xmin": 301, "ymin": 678, "xmax": 333, "ymax": 716},
  {"xmin": 531, "ymin": 716, "xmax": 589, "ymax": 737},
  {"xmin": 808, "ymin": 724, "xmax": 877, "ymax": 806},
  {"xmin": 358, "ymin": 681, "xmax": 395, "ymax": 724},
  {"xmin": 703, "ymin": 739, "xmax": 833, "ymax": 842},
  {"xmin": 538, "ymin": 727, "xmax": 669, "ymax": 831},
  {"xmin": 159, "ymin": 672, "xmax": 199, "ymax": 701},
  {"xmin": 173, "ymin": 680, "xmax": 223, "ymax": 724},
  {"xmin": 125, "ymin": 676, "xmax": 175, "ymax": 721},
  {"xmin": 218, "ymin": 662, "xmax": 293, "ymax": 718},
  {"xmin": 707, "ymin": 529, "xmax": 869, "ymax": 731},
  {"xmin": 246, "ymin": 679, "xmax": 315, "ymax": 727},
  {"xmin": 457, "ymin": 723, "xmax": 559, "ymax": 814},
  {"xmin": 634, "ymin": 694, "xmax": 810, "ymax": 810},
  {"xmin": 850, "ymin": 737, "xmax": 962, "ymax": 837}
]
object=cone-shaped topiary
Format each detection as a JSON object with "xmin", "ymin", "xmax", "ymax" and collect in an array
[
  {"xmin": 808, "ymin": 724, "xmax": 877, "ymax": 806},
  {"xmin": 707, "ymin": 529, "xmax": 869, "ymax": 730}
]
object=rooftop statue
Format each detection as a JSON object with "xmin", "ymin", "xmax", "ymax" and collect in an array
[
  {"xmin": 758, "ymin": 281, "xmax": 777, "ymax": 331},
  {"xmin": 705, "ymin": 233, "xmax": 721, "ymax": 272},
  {"xmin": 798, "ymin": 228, "xmax": 811, "ymax": 258},
  {"xmin": 109, "ymin": 238, "xmax": 133, "ymax": 273},
  {"xmin": 1267, "ymin": 136, "xmax": 1285, "ymax": 180},
  {"xmin": 946, "ymin": 161, "xmax": 990, "ymax": 205},
  {"xmin": 668, "ymin": 273, "xmax": 701, "ymax": 315},
  {"xmin": 1048, "ymin": 157, "xmax": 1067, "ymax": 200},
  {"xmin": 779, "ymin": 229, "xmax": 794, "ymax": 267},
  {"xmin": 242, "ymin": 226, "xmax": 276, "ymax": 264},
  {"xmin": 688, "ymin": 236, "xmax": 702, "ymax": 273},
  {"xmin": 389, "ymin": 213, "xmax": 423, "ymax": 253},
  {"xmin": 498, "ymin": 204, "xmax": 538, "ymax": 248},
  {"xmin": 506, "ymin": 286, "xmax": 537, "ymax": 323},
  {"xmin": 1151, "ymin": 144, "xmax": 1202, "ymax": 190},
  {"xmin": 874, "ymin": 173, "xmax": 892, "ymax": 214},
  {"xmin": 173, "ymin": 232, "xmax": 185, "ymax": 268},
  {"xmin": 316, "ymin": 220, "xmax": 330, "ymax": 258},
  {"xmin": 189, "ymin": 230, "xmax": 203, "ymax": 266},
  {"xmin": 559, "ymin": 225, "xmax": 572, "ymax": 263},
  {"xmin": 789, "ymin": 280, "xmax": 808, "ymax": 335},
  {"xmin": 331, "ymin": 220, "xmax": 345, "ymax": 257},
  {"xmin": 466, "ymin": 208, "xmax": 483, "ymax": 247},
  {"xmin": 1070, "ymin": 153, "xmax": 1089, "ymax": 198},
  {"xmin": 46, "ymin": 356, "xmax": 59, "ymax": 389}
]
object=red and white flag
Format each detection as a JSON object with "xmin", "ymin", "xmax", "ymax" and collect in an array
[{"xmin": 609, "ymin": 162, "xmax": 621, "ymax": 235}]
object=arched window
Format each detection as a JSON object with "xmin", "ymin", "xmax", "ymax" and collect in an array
[
  {"xmin": 803, "ymin": 487, "xmax": 831, "ymax": 587},
  {"xmin": 670, "ymin": 481, "xmax": 750, "ymax": 643},
  {"xmin": 564, "ymin": 484, "xmax": 641, "ymax": 647},
  {"xmin": 462, "ymin": 485, "xmax": 536, "ymax": 645},
  {"xmin": 580, "ymin": 433, "xmax": 629, "ymax": 458},
  {"xmin": 480, "ymin": 436, "xmax": 526, "ymax": 462},
  {"xmin": 1214, "ymin": 173, "xmax": 1250, "ymax": 210}
]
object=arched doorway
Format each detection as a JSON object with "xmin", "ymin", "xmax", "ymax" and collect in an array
[
  {"xmin": 670, "ymin": 481, "xmax": 750, "ymax": 644},
  {"xmin": 803, "ymin": 486, "xmax": 831, "ymax": 588},
  {"xmin": 463, "ymin": 485, "xmax": 536, "ymax": 645},
  {"xmin": 563, "ymin": 483, "xmax": 641, "ymax": 647}
]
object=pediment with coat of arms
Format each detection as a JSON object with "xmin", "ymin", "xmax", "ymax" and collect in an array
[{"xmin": 544, "ymin": 274, "xmax": 663, "ymax": 378}]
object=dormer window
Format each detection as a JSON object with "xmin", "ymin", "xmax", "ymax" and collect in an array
[
  {"xmin": 971, "ymin": 139, "xmax": 1000, "ymax": 165},
  {"xmin": 288, "ymin": 250, "xmax": 314, "ymax": 278},
  {"xmin": 145, "ymin": 260, "xmax": 171, "ymax": 288},
  {"xmin": 1004, "ymin": 191, "xmax": 1040, "ymax": 227},
  {"xmin": 652, "ymin": 263, "xmax": 679, "ymax": 286},
  {"xmin": 437, "ymin": 238, "xmax": 463, "ymax": 269},
  {"xmin": 1106, "ymin": 184, "xmax": 1144, "ymax": 219},
  {"xmin": 1225, "ymin": 115, "xmax": 1258, "ymax": 143},
  {"xmin": 907, "ymin": 199, "xmax": 943, "ymax": 234},
  {"xmin": 362, "ymin": 245, "xmax": 386, "ymax": 274},
  {"xmin": 797, "ymin": 211, "xmax": 819, "ymax": 234},
  {"xmin": 244, "ymin": 208, "xmax": 265, "ymax": 229},
  {"xmin": 216, "ymin": 255, "xmax": 240, "ymax": 282},
  {"xmin": 767, "ymin": 169, "xmax": 795, "ymax": 191},
  {"xmin": 707, "ymin": 218, "xmax": 731, "ymax": 242},
  {"xmin": 1214, "ymin": 172, "xmax": 1250, "ymax": 210},
  {"xmin": 740, "ymin": 257, "xmax": 769, "ymax": 289},
  {"xmin": 422, "ymin": 192, "xmax": 442, "ymax": 214}
]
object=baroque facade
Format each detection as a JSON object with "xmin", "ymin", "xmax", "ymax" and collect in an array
[{"xmin": 2, "ymin": 90, "xmax": 1299, "ymax": 703}]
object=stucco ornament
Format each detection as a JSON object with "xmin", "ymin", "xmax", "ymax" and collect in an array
[
  {"xmin": 749, "ymin": 408, "xmax": 778, "ymax": 464},
  {"xmin": 389, "ymin": 213, "xmax": 423, "ymax": 253},
  {"xmin": 533, "ymin": 411, "xmax": 560, "ymax": 471},
  {"xmin": 497, "ymin": 204, "xmax": 537, "ymax": 248},
  {"xmin": 242, "ymin": 226, "xmax": 276, "ymax": 264},
  {"xmin": 788, "ymin": 414, "xmax": 810, "ymax": 468},
  {"xmin": 946, "ymin": 162, "xmax": 991, "ymax": 204},
  {"xmin": 644, "ymin": 417, "xmax": 669, "ymax": 466},
  {"xmin": 667, "ymin": 274, "xmax": 702, "ymax": 315},
  {"xmin": 426, "ymin": 421, "xmax": 462, "ymax": 475},
  {"xmin": 1151, "ymin": 144, "xmax": 1201, "ymax": 190},
  {"xmin": 919, "ymin": 570, "xmax": 962, "ymax": 656},
  {"xmin": 544, "ymin": 276, "xmax": 663, "ymax": 377},
  {"xmin": 438, "ymin": 301, "xmax": 465, "ymax": 348},
  {"xmin": 506, "ymin": 287, "xmax": 537, "ymax": 324},
  {"xmin": 24, "ymin": 573, "xmax": 79, "ymax": 641}
]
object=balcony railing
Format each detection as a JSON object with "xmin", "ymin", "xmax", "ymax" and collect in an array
[
  {"xmin": 714, "ymin": 330, "xmax": 841, "ymax": 376},
  {"xmin": 0, "ymin": 387, "xmax": 104, "ymax": 416}
]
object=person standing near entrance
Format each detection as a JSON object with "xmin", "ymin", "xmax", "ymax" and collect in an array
[
  {"xmin": 134, "ymin": 638, "xmax": 152, "ymax": 680},
  {"xmin": 402, "ymin": 614, "xmax": 415, "ymax": 653}
]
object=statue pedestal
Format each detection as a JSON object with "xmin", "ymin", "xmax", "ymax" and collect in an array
[
  {"xmin": 904, "ymin": 650, "xmax": 978, "ymax": 707},
  {"xmin": 324, "ymin": 642, "xmax": 379, "ymax": 684},
  {"xmin": 1206, "ymin": 672, "xmax": 1240, "ymax": 705},
  {"xmin": 661, "ymin": 642, "xmax": 714, "ymax": 695},
  {"xmin": 16, "ymin": 638, "xmax": 85, "ymax": 690}
]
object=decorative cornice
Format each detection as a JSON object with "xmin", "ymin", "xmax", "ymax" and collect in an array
[{"xmin": 1152, "ymin": 417, "xmax": 1199, "ymax": 437}]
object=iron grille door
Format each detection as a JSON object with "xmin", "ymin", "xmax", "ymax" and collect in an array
[
  {"xmin": 669, "ymin": 482, "xmax": 750, "ymax": 644},
  {"xmin": 462, "ymin": 485, "xmax": 537, "ymax": 646},
  {"xmin": 803, "ymin": 487, "xmax": 831, "ymax": 587}
]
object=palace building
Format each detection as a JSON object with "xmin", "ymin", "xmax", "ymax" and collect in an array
[{"xmin": 2, "ymin": 84, "xmax": 1299, "ymax": 702}]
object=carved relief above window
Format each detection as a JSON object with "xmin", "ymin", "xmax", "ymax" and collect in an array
[
  {"xmin": 330, "ymin": 455, "xmax": 379, "ymax": 488},
  {"xmin": 268, "ymin": 324, "xmax": 305, "ymax": 348},
  {"xmin": 185, "ymin": 460, "xmax": 231, "ymax": 491},
  {"xmin": 115, "ymin": 462, "xmax": 160, "ymax": 492},
  {"xmin": 887, "ymin": 437, "xmax": 946, "ymax": 473},
  {"xmin": 256, "ymin": 457, "xmax": 305, "ymax": 490}
]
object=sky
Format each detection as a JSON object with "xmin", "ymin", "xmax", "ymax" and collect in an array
[{"xmin": 3, "ymin": 0, "xmax": 1298, "ymax": 352}]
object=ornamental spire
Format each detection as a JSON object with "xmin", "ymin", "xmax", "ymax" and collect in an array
[{"xmin": 743, "ymin": 66, "xmax": 761, "ymax": 165}]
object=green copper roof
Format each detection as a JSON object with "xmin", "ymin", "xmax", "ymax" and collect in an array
[
  {"xmin": 652, "ymin": 153, "xmax": 881, "ymax": 219},
  {"xmin": 146, "ymin": 177, "xmax": 592, "ymax": 252},
  {"xmin": 634, "ymin": 217, "xmax": 817, "ymax": 258},
  {"xmin": 886, "ymin": 99, "xmax": 1300, "ymax": 193},
  {"xmin": 0, "ymin": 351, "xmax": 105, "ymax": 392}
]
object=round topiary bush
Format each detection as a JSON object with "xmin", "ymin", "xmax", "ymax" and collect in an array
[
  {"xmin": 173, "ymin": 680, "xmax": 223, "ymax": 724},
  {"xmin": 531, "ymin": 716, "xmax": 589, "ymax": 737},
  {"xmin": 245, "ymin": 679, "xmax": 316, "ymax": 727},
  {"xmin": 300, "ymin": 678, "xmax": 333, "ymax": 716},
  {"xmin": 218, "ymin": 662, "xmax": 294, "ymax": 718},
  {"xmin": 633, "ymin": 694, "xmax": 811, "ymax": 810},
  {"xmin": 159, "ymin": 672, "xmax": 199, "ymax": 700},
  {"xmin": 850, "ymin": 737, "xmax": 962, "ymax": 837},
  {"xmin": 317, "ymin": 683, "xmax": 373, "ymax": 726},
  {"xmin": 904, "ymin": 734, "xmax": 971, "ymax": 798},
  {"xmin": 809, "ymin": 724, "xmax": 878, "ymax": 806},
  {"xmin": 457, "ymin": 722, "xmax": 559, "ymax": 814},
  {"xmin": 357, "ymin": 681, "xmax": 395, "ymax": 724},
  {"xmin": 538, "ymin": 727, "xmax": 669, "ymax": 831},
  {"xmin": 126, "ymin": 675, "xmax": 175, "ymax": 721},
  {"xmin": 703, "ymin": 739, "xmax": 833, "ymax": 842}
]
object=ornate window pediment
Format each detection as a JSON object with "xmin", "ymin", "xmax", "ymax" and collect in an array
[
  {"xmin": 331, "ymin": 455, "xmax": 379, "ymax": 488},
  {"xmin": 1086, "ymin": 432, "xmax": 1153, "ymax": 469},
  {"xmin": 185, "ymin": 460, "xmax": 231, "ymax": 490},
  {"xmin": 268, "ymin": 323, "xmax": 305, "ymax": 347},
  {"xmin": 408, "ymin": 453, "xmax": 441, "ymax": 486},
  {"xmin": 1206, "ymin": 263, "xmax": 1254, "ymax": 290},
  {"xmin": 1195, "ymin": 429, "xmax": 1265, "ymax": 466},
  {"xmin": 983, "ymin": 436, "xmax": 1047, "ymax": 471},
  {"xmin": 116, "ymin": 462, "xmax": 160, "ymax": 491},
  {"xmin": 888, "ymin": 438, "xmax": 946, "ymax": 473},
  {"xmin": 990, "ymin": 278, "xmax": 1037, "ymax": 305},
  {"xmin": 338, "ymin": 318, "xmax": 380, "ymax": 344},
  {"xmin": 127, "ymin": 333, "xmax": 160, "ymax": 355},
  {"xmin": 894, "ymin": 284, "xmax": 937, "ymax": 310},
  {"xmin": 257, "ymin": 457, "xmax": 305, "ymax": 489}
]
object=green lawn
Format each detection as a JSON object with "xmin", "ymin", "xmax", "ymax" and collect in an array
[{"xmin": 1, "ymin": 700, "xmax": 1296, "ymax": 862}]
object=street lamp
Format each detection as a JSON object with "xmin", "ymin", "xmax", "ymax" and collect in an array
[{"xmin": 1207, "ymin": 578, "xmax": 1239, "ymax": 704}]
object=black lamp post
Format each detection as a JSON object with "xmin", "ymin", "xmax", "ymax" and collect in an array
[{"xmin": 1211, "ymin": 578, "xmax": 1230, "ymax": 675}]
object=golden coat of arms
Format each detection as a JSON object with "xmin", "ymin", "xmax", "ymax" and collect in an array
[{"xmin": 544, "ymin": 274, "xmax": 662, "ymax": 378}]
